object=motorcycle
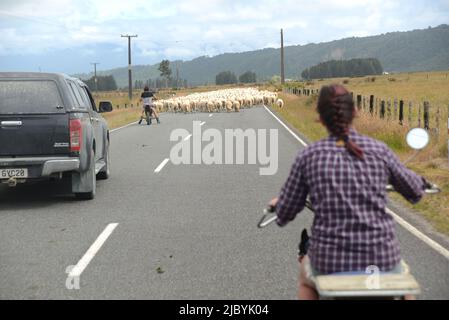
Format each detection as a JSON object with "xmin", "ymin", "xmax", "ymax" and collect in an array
[{"xmin": 258, "ymin": 128, "xmax": 441, "ymax": 300}]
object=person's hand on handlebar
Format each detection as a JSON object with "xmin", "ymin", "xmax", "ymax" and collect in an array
[
  {"xmin": 268, "ymin": 197, "xmax": 278, "ymax": 212},
  {"xmin": 421, "ymin": 177, "xmax": 433, "ymax": 190}
]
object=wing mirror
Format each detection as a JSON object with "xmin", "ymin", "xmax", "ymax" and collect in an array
[
  {"xmin": 406, "ymin": 128, "xmax": 429, "ymax": 150},
  {"xmin": 404, "ymin": 128, "xmax": 429, "ymax": 164},
  {"xmin": 98, "ymin": 101, "xmax": 113, "ymax": 113}
]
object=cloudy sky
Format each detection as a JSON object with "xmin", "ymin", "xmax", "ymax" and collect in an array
[{"xmin": 1, "ymin": 0, "xmax": 448, "ymax": 74}]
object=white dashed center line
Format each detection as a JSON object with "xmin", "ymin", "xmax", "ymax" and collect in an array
[
  {"xmin": 69, "ymin": 223, "xmax": 118, "ymax": 278},
  {"xmin": 154, "ymin": 158, "xmax": 170, "ymax": 173}
]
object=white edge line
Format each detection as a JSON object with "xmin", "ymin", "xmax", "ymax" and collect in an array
[
  {"xmin": 263, "ymin": 105, "xmax": 307, "ymax": 147},
  {"xmin": 184, "ymin": 134, "xmax": 193, "ymax": 141},
  {"xmin": 110, "ymin": 121, "xmax": 139, "ymax": 133},
  {"xmin": 69, "ymin": 223, "xmax": 119, "ymax": 277},
  {"xmin": 386, "ymin": 208, "xmax": 449, "ymax": 260},
  {"xmin": 154, "ymin": 158, "xmax": 170, "ymax": 173},
  {"xmin": 263, "ymin": 104, "xmax": 449, "ymax": 260}
]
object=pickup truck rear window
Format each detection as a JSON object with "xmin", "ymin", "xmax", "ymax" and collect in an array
[{"xmin": 0, "ymin": 80, "xmax": 64, "ymax": 114}]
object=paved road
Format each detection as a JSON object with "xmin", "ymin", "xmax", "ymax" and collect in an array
[{"xmin": 0, "ymin": 106, "xmax": 448, "ymax": 299}]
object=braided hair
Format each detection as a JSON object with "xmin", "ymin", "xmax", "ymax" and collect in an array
[{"xmin": 317, "ymin": 84, "xmax": 364, "ymax": 160}]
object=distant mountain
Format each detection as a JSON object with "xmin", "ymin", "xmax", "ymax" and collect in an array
[{"xmin": 74, "ymin": 24, "xmax": 449, "ymax": 88}]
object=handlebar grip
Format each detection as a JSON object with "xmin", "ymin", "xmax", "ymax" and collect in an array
[{"xmin": 425, "ymin": 184, "xmax": 441, "ymax": 194}]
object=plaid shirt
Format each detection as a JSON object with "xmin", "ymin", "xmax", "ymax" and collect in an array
[{"xmin": 276, "ymin": 128, "xmax": 424, "ymax": 274}]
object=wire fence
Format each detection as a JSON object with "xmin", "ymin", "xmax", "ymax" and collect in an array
[{"xmin": 282, "ymin": 86, "xmax": 448, "ymax": 140}]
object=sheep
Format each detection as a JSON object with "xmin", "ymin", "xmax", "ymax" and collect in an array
[
  {"xmin": 154, "ymin": 87, "xmax": 280, "ymax": 114},
  {"xmin": 225, "ymin": 100, "xmax": 233, "ymax": 112},
  {"xmin": 232, "ymin": 100, "xmax": 241, "ymax": 112},
  {"xmin": 276, "ymin": 98, "xmax": 284, "ymax": 108}
]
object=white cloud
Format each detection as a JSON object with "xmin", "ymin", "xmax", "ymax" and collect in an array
[{"xmin": 0, "ymin": 0, "xmax": 447, "ymax": 70}]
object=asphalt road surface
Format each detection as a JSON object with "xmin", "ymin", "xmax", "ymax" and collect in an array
[{"xmin": 0, "ymin": 106, "xmax": 448, "ymax": 299}]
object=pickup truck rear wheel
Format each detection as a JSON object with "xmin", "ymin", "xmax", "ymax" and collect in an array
[
  {"xmin": 74, "ymin": 149, "xmax": 96, "ymax": 200},
  {"xmin": 97, "ymin": 140, "xmax": 110, "ymax": 180}
]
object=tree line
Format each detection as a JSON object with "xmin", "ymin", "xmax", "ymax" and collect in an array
[
  {"xmin": 215, "ymin": 71, "xmax": 257, "ymax": 85},
  {"xmin": 83, "ymin": 75, "xmax": 117, "ymax": 91},
  {"xmin": 301, "ymin": 58, "xmax": 383, "ymax": 79},
  {"xmin": 133, "ymin": 78, "xmax": 188, "ymax": 90}
]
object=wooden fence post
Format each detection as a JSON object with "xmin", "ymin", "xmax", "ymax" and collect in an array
[
  {"xmin": 423, "ymin": 101, "xmax": 430, "ymax": 130},
  {"xmin": 435, "ymin": 105, "xmax": 440, "ymax": 140},
  {"xmin": 357, "ymin": 94, "xmax": 362, "ymax": 110},
  {"xmin": 387, "ymin": 100, "xmax": 392, "ymax": 120},
  {"xmin": 399, "ymin": 100, "xmax": 404, "ymax": 125},
  {"xmin": 408, "ymin": 101, "xmax": 412, "ymax": 126},
  {"xmin": 394, "ymin": 98, "xmax": 398, "ymax": 120},
  {"xmin": 418, "ymin": 103, "xmax": 422, "ymax": 127},
  {"xmin": 380, "ymin": 100, "xmax": 385, "ymax": 119},
  {"xmin": 375, "ymin": 97, "xmax": 379, "ymax": 116},
  {"xmin": 369, "ymin": 95, "xmax": 374, "ymax": 115}
]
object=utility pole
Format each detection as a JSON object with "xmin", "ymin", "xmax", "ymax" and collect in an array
[
  {"xmin": 90, "ymin": 62, "xmax": 100, "ymax": 92},
  {"xmin": 280, "ymin": 29, "xmax": 285, "ymax": 85},
  {"xmin": 121, "ymin": 34, "xmax": 138, "ymax": 100},
  {"xmin": 176, "ymin": 62, "xmax": 179, "ymax": 89}
]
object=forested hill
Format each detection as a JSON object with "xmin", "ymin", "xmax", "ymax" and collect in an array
[{"xmin": 75, "ymin": 24, "xmax": 449, "ymax": 87}]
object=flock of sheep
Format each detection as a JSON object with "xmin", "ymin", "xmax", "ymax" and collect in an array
[{"xmin": 152, "ymin": 88, "xmax": 283, "ymax": 113}]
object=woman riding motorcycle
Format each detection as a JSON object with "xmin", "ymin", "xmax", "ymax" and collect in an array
[{"xmin": 269, "ymin": 84, "xmax": 429, "ymax": 300}]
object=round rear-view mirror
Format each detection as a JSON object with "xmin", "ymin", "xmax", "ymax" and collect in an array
[{"xmin": 406, "ymin": 128, "xmax": 429, "ymax": 150}]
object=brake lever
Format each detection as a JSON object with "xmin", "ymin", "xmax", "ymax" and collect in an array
[
  {"xmin": 257, "ymin": 208, "xmax": 277, "ymax": 228},
  {"xmin": 425, "ymin": 184, "xmax": 441, "ymax": 194},
  {"xmin": 258, "ymin": 198, "xmax": 314, "ymax": 229}
]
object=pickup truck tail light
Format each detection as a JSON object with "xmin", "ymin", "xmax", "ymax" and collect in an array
[{"xmin": 70, "ymin": 119, "xmax": 82, "ymax": 152}]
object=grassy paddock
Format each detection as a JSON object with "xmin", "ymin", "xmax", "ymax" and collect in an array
[{"xmin": 275, "ymin": 70, "xmax": 449, "ymax": 234}]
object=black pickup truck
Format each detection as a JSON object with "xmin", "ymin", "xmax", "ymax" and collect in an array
[{"xmin": 0, "ymin": 72, "xmax": 113, "ymax": 200}]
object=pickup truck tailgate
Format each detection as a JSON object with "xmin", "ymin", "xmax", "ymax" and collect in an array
[
  {"xmin": 0, "ymin": 79, "xmax": 70, "ymax": 156},
  {"xmin": 0, "ymin": 114, "xmax": 70, "ymax": 156}
]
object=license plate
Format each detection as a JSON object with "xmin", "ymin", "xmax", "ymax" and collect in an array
[{"xmin": 0, "ymin": 168, "xmax": 28, "ymax": 179}]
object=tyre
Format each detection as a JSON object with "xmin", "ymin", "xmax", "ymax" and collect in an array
[
  {"xmin": 74, "ymin": 149, "xmax": 96, "ymax": 200},
  {"xmin": 97, "ymin": 141, "xmax": 110, "ymax": 180}
]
